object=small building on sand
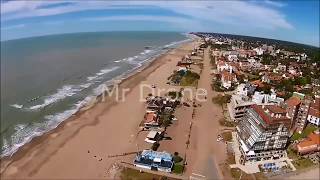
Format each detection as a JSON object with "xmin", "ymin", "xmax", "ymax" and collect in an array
[
  {"xmin": 143, "ymin": 111, "xmax": 159, "ymax": 129},
  {"xmin": 145, "ymin": 131, "xmax": 162, "ymax": 144},
  {"xmin": 134, "ymin": 150, "xmax": 174, "ymax": 173}
]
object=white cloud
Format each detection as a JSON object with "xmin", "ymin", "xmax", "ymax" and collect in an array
[
  {"xmin": 1, "ymin": 24, "xmax": 25, "ymax": 30},
  {"xmin": 0, "ymin": 1, "xmax": 293, "ymax": 30},
  {"xmin": 264, "ymin": 0, "xmax": 286, "ymax": 7}
]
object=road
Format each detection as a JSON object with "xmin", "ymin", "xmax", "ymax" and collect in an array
[{"xmin": 186, "ymin": 47, "xmax": 226, "ymax": 179}]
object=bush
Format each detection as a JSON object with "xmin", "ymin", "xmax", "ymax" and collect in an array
[
  {"xmin": 172, "ymin": 164, "xmax": 184, "ymax": 174},
  {"xmin": 221, "ymin": 131, "xmax": 232, "ymax": 142},
  {"xmin": 151, "ymin": 142, "xmax": 160, "ymax": 151},
  {"xmin": 212, "ymin": 94, "xmax": 231, "ymax": 106},
  {"xmin": 219, "ymin": 118, "xmax": 236, "ymax": 127},
  {"xmin": 173, "ymin": 155, "xmax": 183, "ymax": 163},
  {"xmin": 168, "ymin": 91, "xmax": 182, "ymax": 99},
  {"xmin": 180, "ymin": 71, "xmax": 200, "ymax": 86}
]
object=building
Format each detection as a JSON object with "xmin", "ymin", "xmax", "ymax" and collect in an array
[
  {"xmin": 284, "ymin": 96, "xmax": 301, "ymax": 129},
  {"xmin": 143, "ymin": 111, "xmax": 159, "ymax": 129},
  {"xmin": 252, "ymin": 91, "xmax": 284, "ymax": 105},
  {"xmin": 307, "ymin": 98, "xmax": 320, "ymax": 126},
  {"xmin": 297, "ymin": 131, "xmax": 320, "ymax": 155},
  {"xmin": 145, "ymin": 131, "xmax": 162, "ymax": 144},
  {"xmin": 236, "ymin": 105, "xmax": 291, "ymax": 162},
  {"xmin": 220, "ymin": 69, "xmax": 237, "ymax": 89},
  {"xmin": 228, "ymin": 54, "xmax": 238, "ymax": 61},
  {"xmin": 134, "ymin": 150, "xmax": 174, "ymax": 172},
  {"xmin": 295, "ymin": 100, "xmax": 311, "ymax": 134},
  {"xmin": 228, "ymin": 94, "xmax": 255, "ymax": 122}
]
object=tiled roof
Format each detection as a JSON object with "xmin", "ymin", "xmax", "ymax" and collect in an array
[
  {"xmin": 265, "ymin": 105, "xmax": 287, "ymax": 114},
  {"xmin": 144, "ymin": 112, "xmax": 157, "ymax": 123},
  {"xmin": 308, "ymin": 98, "xmax": 320, "ymax": 118},
  {"xmin": 221, "ymin": 70, "xmax": 236, "ymax": 82},
  {"xmin": 297, "ymin": 132, "xmax": 320, "ymax": 149},
  {"xmin": 251, "ymin": 104, "xmax": 290, "ymax": 125},
  {"xmin": 285, "ymin": 96, "xmax": 301, "ymax": 107}
]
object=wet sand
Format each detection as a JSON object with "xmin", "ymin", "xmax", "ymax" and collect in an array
[{"xmin": 1, "ymin": 41, "xmax": 200, "ymax": 179}]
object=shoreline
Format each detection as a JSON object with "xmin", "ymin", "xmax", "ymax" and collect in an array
[{"xmin": 0, "ymin": 40, "xmax": 195, "ymax": 178}]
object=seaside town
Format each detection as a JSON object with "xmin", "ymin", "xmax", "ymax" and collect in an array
[
  {"xmin": 1, "ymin": 32, "xmax": 319, "ymax": 180},
  {"xmin": 102, "ymin": 33, "xmax": 320, "ymax": 179},
  {"xmin": 1, "ymin": 1, "xmax": 320, "ymax": 180}
]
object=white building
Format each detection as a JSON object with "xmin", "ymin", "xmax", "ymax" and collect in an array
[
  {"xmin": 307, "ymin": 98, "xmax": 320, "ymax": 126},
  {"xmin": 253, "ymin": 47, "xmax": 264, "ymax": 55}
]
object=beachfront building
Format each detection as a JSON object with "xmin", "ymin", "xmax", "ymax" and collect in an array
[
  {"xmin": 134, "ymin": 150, "xmax": 174, "ymax": 173},
  {"xmin": 228, "ymin": 94, "xmax": 255, "ymax": 122},
  {"xmin": 236, "ymin": 104, "xmax": 291, "ymax": 162},
  {"xmin": 143, "ymin": 111, "xmax": 159, "ymax": 129},
  {"xmin": 297, "ymin": 131, "xmax": 320, "ymax": 155},
  {"xmin": 307, "ymin": 98, "xmax": 320, "ymax": 126}
]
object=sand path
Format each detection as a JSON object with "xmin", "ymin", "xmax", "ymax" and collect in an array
[{"xmin": 185, "ymin": 47, "xmax": 226, "ymax": 179}]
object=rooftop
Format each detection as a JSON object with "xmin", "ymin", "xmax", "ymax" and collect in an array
[
  {"xmin": 251, "ymin": 104, "xmax": 290, "ymax": 125},
  {"xmin": 285, "ymin": 96, "xmax": 301, "ymax": 107}
]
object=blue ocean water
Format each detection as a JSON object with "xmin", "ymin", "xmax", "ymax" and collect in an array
[{"xmin": 0, "ymin": 31, "xmax": 192, "ymax": 157}]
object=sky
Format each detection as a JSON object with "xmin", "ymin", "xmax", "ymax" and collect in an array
[{"xmin": 1, "ymin": 0, "xmax": 319, "ymax": 47}]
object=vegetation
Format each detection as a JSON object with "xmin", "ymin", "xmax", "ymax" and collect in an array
[
  {"xmin": 173, "ymin": 152, "xmax": 183, "ymax": 163},
  {"xmin": 120, "ymin": 167, "xmax": 177, "ymax": 180},
  {"xmin": 212, "ymin": 94, "xmax": 232, "ymax": 106},
  {"xmin": 167, "ymin": 91, "xmax": 182, "ymax": 99},
  {"xmin": 291, "ymin": 124, "xmax": 318, "ymax": 141},
  {"xmin": 221, "ymin": 131, "xmax": 233, "ymax": 142},
  {"xmin": 172, "ymin": 164, "xmax": 184, "ymax": 174},
  {"xmin": 219, "ymin": 118, "xmax": 236, "ymax": 127},
  {"xmin": 151, "ymin": 142, "xmax": 160, "ymax": 151},
  {"xmin": 292, "ymin": 157, "xmax": 315, "ymax": 170},
  {"xmin": 261, "ymin": 54, "xmax": 274, "ymax": 65},
  {"xmin": 287, "ymin": 146, "xmax": 299, "ymax": 159},
  {"xmin": 169, "ymin": 70, "xmax": 200, "ymax": 87},
  {"xmin": 180, "ymin": 71, "xmax": 200, "ymax": 86},
  {"xmin": 226, "ymin": 153, "xmax": 236, "ymax": 164}
]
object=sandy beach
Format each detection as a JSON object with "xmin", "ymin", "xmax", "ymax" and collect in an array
[{"xmin": 1, "ymin": 39, "xmax": 220, "ymax": 179}]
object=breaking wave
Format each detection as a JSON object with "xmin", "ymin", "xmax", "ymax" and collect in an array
[{"xmin": 1, "ymin": 35, "xmax": 193, "ymax": 158}]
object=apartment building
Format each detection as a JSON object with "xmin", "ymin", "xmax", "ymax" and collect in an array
[{"xmin": 236, "ymin": 104, "xmax": 291, "ymax": 162}]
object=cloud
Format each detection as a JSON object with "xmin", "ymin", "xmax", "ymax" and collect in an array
[
  {"xmin": 0, "ymin": 1, "xmax": 293, "ymax": 30},
  {"xmin": 264, "ymin": 0, "xmax": 286, "ymax": 7},
  {"xmin": 1, "ymin": 24, "xmax": 25, "ymax": 30}
]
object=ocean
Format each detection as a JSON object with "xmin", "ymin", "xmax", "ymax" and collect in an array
[{"xmin": 0, "ymin": 31, "xmax": 191, "ymax": 157}]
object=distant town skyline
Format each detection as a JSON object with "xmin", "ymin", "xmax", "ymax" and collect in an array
[{"xmin": 1, "ymin": 1, "xmax": 319, "ymax": 47}]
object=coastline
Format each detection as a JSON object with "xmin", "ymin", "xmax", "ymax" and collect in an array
[{"xmin": 0, "ymin": 40, "xmax": 196, "ymax": 178}]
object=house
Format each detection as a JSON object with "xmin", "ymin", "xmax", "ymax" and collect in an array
[
  {"xmin": 228, "ymin": 54, "xmax": 238, "ymax": 62},
  {"xmin": 261, "ymin": 73, "xmax": 282, "ymax": 84},
  {"xmin": 275, "ymin": 64, "xmax": 286, "ymax": 72},
  {"xmin": 217, "ymin": 61, "xmax": 229, "ymax": 72},
  {"xmin": 253, "ymin": 47, "xmax": 264, "ymax": 55},
  {"xmin": 143, "ymin": 111, "xmax": 159, "ymax": 129},
  {"xmin": 297, "ymin": 131, "xmax": 320, "ymax": 155},
  {"xmin": 134, "ymin": 150, "xmax": 174, "ymax": 173},
  {"xmin": 236, "ymin": 105, "xmax": 291, "ymax": 162},
  {"xmin": 307, "ymin": 98, "xmax": 320, "ymax": 126},
  {"xmin": 220, "ymin": 70, "xmax": 237, "ymax": 89}
]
